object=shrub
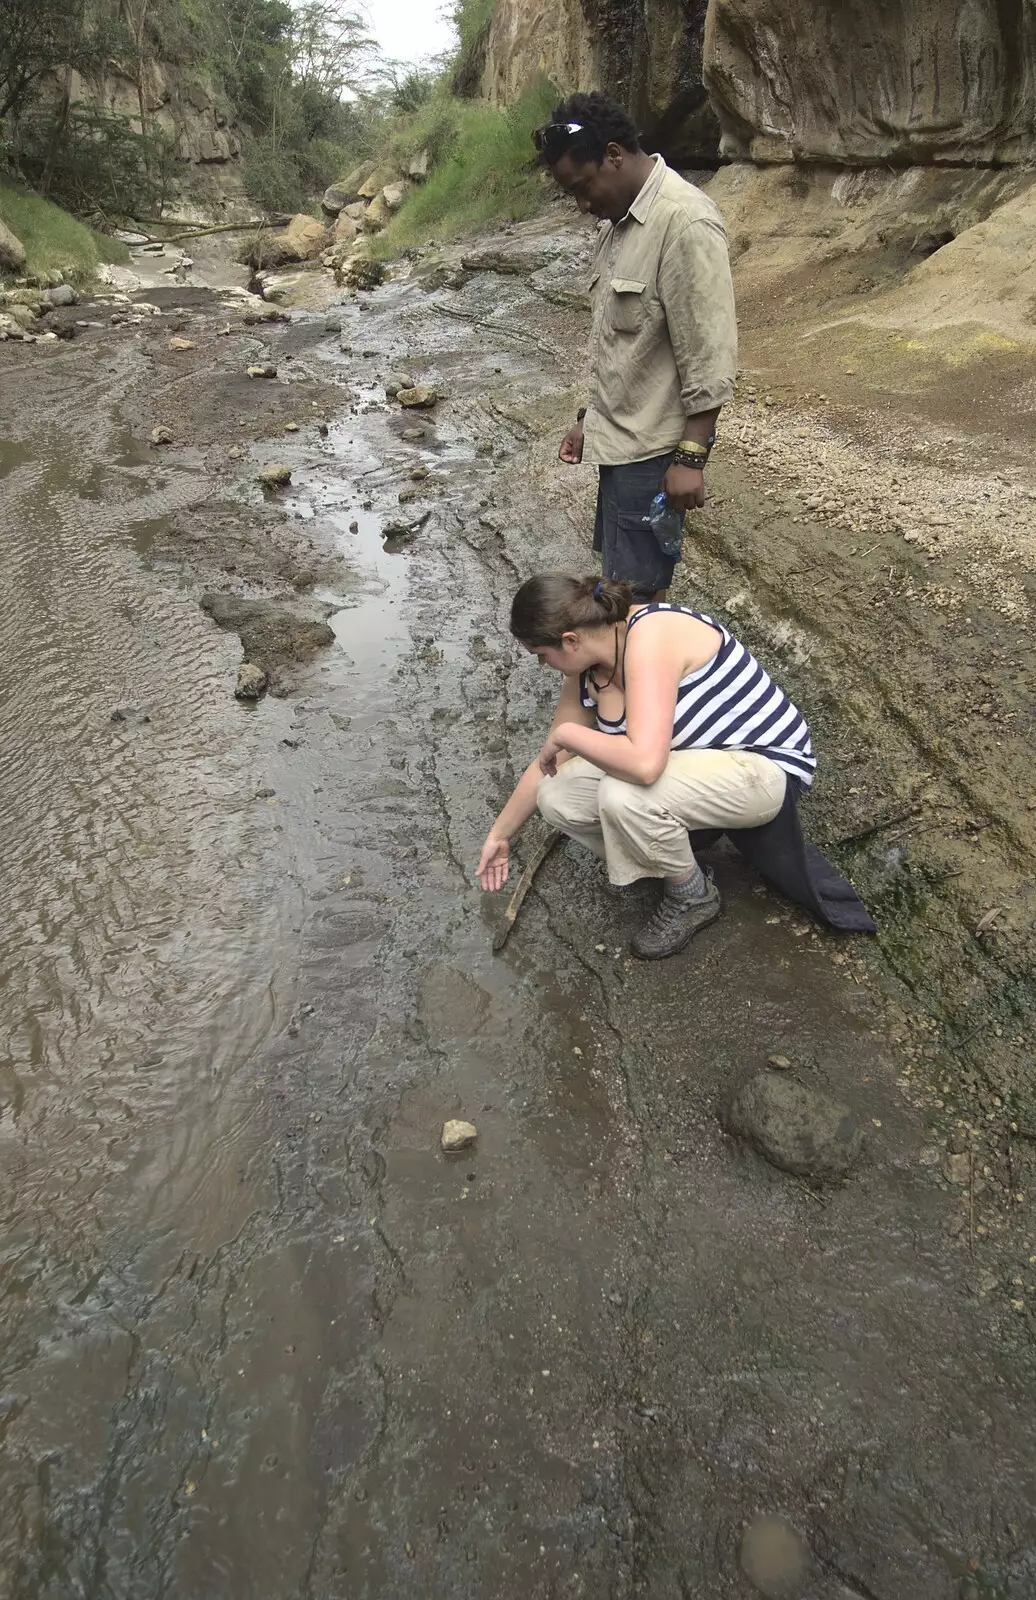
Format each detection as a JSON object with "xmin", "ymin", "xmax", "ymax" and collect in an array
[
  {"xmin": 378, "ymin": 79, "xmax": 557, "ymax": 247},
  {"xmin": 241, "ymin": 134, "xmax": 304, "ymax": 214},
  {"xmin": 14, "ymin": 105, "xmax": 184, "ymax": 218}
]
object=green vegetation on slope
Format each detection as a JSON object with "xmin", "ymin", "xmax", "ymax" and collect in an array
[
  {"xmin": 368, "ymin": 79, "xmax": 556, "ymax": 252},
  {"xmin": 0, "ymin": 180, "xmax": 129, "ymax": 283}
]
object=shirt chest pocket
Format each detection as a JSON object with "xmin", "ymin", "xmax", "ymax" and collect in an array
[{"xmin": 607, "ymin": 278, "xmax": 647, "ymax": 334}]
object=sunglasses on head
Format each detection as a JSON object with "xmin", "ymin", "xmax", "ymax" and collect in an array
[{"xmin": 532, "ymin": 121, "xmax": 584, "ymax": 156}]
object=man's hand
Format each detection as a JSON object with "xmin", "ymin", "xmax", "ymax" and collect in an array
[
  {"xmin": 476, "ymin": 834, "xmax": 510, "ymax": 891},
  {"xmin": 662, "ymin": 461, "xmax": 706, "ymax": 512},
  {"xmin": 559, "ymin": 421, "xmax": 585, "ymax": 464}
]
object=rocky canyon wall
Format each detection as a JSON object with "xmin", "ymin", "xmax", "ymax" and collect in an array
[
  {"xmin": 70, "ymin": 58, "xmax": 246, "ymax": 208},
  {"xmin": 482, "ymin": 0, "xmax": 1036, "ymax": 169},
  {"xmin": 706, "ymin": 0, "xmax": 1036, "ymax": 166},
  {"xmin": 482, "ymin": 0, "xmax": 719, "ymax": 165}
]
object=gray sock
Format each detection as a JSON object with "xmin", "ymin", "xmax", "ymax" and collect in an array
[{"xmin": 665, "ymin": 864, "xmax": 708, "ymax": 902}]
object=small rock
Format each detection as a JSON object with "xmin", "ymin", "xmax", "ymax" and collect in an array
[
  {"xmin": 150, "ymin": 425, "xmax": 173, "ymax": 446},
  {"xmin": 285, "ymin": 422, "xmax": 299, "ymax": 432},
  {"xmin": 235, "ymin": 663, "xmax": 268, "ymax": 699},
  {"xmin": 943, "ymin": 1151, "xmax": 971, "ymax": 1186},
  {"xmin": 247, "ymin": 364, "xmax": 277, "ymax": 379},
  {"xmin": 110, "ymin": 704, "xmax": 151, "ymax": 725},
  {"xmin": 324, "ymin": 312, "xmax": 343, "ymax": 332},
  {"xmin": 409, "ymin": 466, "xmax": 429, "ymax": 481},
  {"xmin": 767, "ymin": 1054, "xmax": 792, "ymax": 1070},
  {"xmin": 739, "ymin": 1514, "xmax": 813, "ymax": 1599},
  {"xmin": 723, "ymin": 1071, "xmax": 865, "ymax": 1183},
  {"xmin": 228, "ymin": 445, "xmax": 243, "ymax": 458},
  {"xmin": 46, "ymin": 284, "xmax": 77, "ymax": 307},
  {"xmin": 402, "ymin": 427, "xmax": 426, "ymax": 441},
  {"xmin": 255, "ymin": 786, "xmax": 276, "ymax": 799},
  {"xmin": 441, "ymin": 1120, "xmax": 477, "ymax": 1152},
  {"xmin": 385, "ymin": 370, "xmax": 416, "ymax": 397},
  {"xmin": 258, "ymin": 464, "xmax": 292, "ymax": 487},
  {"xmin": 217, "ymin": 324, "xmax": 231, "ymax": 336},
  {"xmin": 398, "ymin": 385, "xmax": 437, "ymax": 409},
  {"xmin": 168, "ymin": 336, "xmax": 195, "ymax": 351},
  {"xmin": 242, "ymin": 304, "xmax": 288, "ymax": 325}
]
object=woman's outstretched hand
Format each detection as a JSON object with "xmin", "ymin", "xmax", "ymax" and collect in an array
[{"xmin": 476, "ymin": 834, "xmax": 510, "ymax": 891}]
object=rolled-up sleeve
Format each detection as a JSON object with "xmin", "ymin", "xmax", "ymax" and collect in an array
[{"xmin": 656, "ymin": 216, "xmax": 737, "ymax": 414}]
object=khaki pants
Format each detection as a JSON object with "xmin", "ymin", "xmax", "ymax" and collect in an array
[{"xmin": 537, "ymin": 750, "xmax": 787, "ymax": 886}]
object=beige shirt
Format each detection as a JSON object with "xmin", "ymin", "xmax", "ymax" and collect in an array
[{"xmin": 582, "ymin": 157, "xmax": 737, "ymax": 467}]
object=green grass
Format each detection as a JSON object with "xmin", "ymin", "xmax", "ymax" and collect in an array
[
  {"xmin": 0, "ymin": 181, "xmax": 130, "ymax": 285},
  {"xmin": 372, "ymin": 79, "xmax": 556, "ymax": 252}
]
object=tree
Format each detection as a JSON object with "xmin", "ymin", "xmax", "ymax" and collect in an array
[{"xmin": 0, "ymin": 0, "xmax": 113, "ymax": 125}]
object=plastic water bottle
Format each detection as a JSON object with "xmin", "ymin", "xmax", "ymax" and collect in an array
[{"xmin": 645, "ymin": 492, "xmax": 685, "ymax": 558}]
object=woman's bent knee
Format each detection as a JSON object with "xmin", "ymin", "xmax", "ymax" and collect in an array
[
  {"xmin": 598, "ymin": 776, "xmax": 643, "ymax": 825},
  {"xmin": 537, "ymin": 773, "xmax": 586, "ymax": 830}
]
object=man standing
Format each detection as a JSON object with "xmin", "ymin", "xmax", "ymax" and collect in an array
[{"xmin": 535, "ymin": 93, "xmax": 737, "ymax": 601}]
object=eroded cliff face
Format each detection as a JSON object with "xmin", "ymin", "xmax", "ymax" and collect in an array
[
  {"xmin": 705, "ymin": 0, "xmax": 1036, "ymax": 166},
  {"xmin": 483, "ymin": 0, "xmax": 1036, "ymax": 170},
  {"xmin": 60, "ymin": 58, "xmax": 245, "ymax": 212},
  {"xmin": 482, "ymin": 0, "xmax": 719, "ymax": 164}
]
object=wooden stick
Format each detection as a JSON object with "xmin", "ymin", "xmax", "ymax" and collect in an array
[
  {"xmin": 130, "ymin": 221, "xmax": 286, "ymax": 245},
  {"xmin": 493, "ymin": 830, "xmax": 562, "ymax": 952}
]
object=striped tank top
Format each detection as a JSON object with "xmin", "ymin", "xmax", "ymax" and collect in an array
[{"xmin": 579, "ymin": 602, "xmax": 816, "ymax": 786}]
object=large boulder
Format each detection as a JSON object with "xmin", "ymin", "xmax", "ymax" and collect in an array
[
  {"xmin": 322, "ymin": 162, "xmax": 376, "ymax": 215},
  {"xmin": 0, "ymin": 216, "xmax": 26, "ymax": 273},
  {"xmin": 250, "ymin": 213, "xmax": 329, "ymax": 269},
  {"xmin": 704, "ymin": 0, "xmax": 1036, "ymax": 166},
  {"xmin": 382, "ymin": 182, "xmax": 410, "ymax": 213},
  {"xmin": 333, "ymin": 213, "xmax": 359, "ymax": 248},
  {"xmin": 358, "ymin": 166, "xmax": 395, "ymax": 200},
  {"xmin": 722, "ymin": 1070, "xmax": 866, "ymax": 1184},
  {"xmin": 362, "ymin": 193, "xmax": 392, "ymax": 233}
]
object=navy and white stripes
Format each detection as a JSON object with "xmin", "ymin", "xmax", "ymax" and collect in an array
[{"xmin": 579, "ymin": 602, "xmax": 816, "ymax": 787}]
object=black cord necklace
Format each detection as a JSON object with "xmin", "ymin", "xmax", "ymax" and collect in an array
[{"xmin": 588, "ymin": 623, "xmax": 623, "ymax": 695}]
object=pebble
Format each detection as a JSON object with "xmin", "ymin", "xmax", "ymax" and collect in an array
[
  {"xmin": 235, "ymin": 663, "xmax": 267, "ymax": 699},
  {"xmin": 441, "ymin": 1120, "xmax": 477, "ymax": 1152},
  {"xmin": 723, "ymin": 1071, "xmax": 865, "ymax": 1183},
  {"xmin": 150, "ymin": 425, "xmax": 173, "ymax": 446},
  {"xmin": 168, "ymin": 336, "xmax": 195, "ymax": 351},
  {"xmin": 739, "ymin": 1514, "xmax": 813, "ymax": 1598},
  {"xmin": 258, "ymin": 464, "xmax": 291, "ymax": 487},
  {"xmin": 943, "ymin": 1151, "xmax": 971, "ymax": 1185},
  {"xmin": 402, "ymin": 427, "xmax": 426, "ymax": 441},
  {"xmin": 247, "ymin": 364, "xmax": 277, "ymax": 379},
  {"xmin": 398, "ymin": 385, "xmax": 438, "ymax": 409}
]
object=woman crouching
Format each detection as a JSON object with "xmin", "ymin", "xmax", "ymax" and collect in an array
[{"xmin": 476, "ymin": 575, "xmax": 874, "ymax": 957}]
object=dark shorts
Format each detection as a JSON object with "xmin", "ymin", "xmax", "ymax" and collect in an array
[{"xmin": 593, "ymin": 451, "xmax": 677, "ymax": 601}]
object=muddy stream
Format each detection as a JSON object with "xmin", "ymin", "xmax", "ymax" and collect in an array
[{"xmin": 0, "ymin": 240, "xmax": 1033, "ymax": 1599}]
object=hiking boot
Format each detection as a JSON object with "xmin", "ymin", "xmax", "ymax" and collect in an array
[{"xmin": 630, "ymin": 873, "xmax": 722, "ymax": 960}]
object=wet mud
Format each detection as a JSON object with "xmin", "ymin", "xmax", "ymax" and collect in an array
[{"xmin": 1, "ymin": 236, "xmax": 1035, "ymax": 1599}]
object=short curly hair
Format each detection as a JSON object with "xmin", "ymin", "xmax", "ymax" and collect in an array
[{"xmin": 547, "ymin": 92, "xmax": 641, "ymax": 163}]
